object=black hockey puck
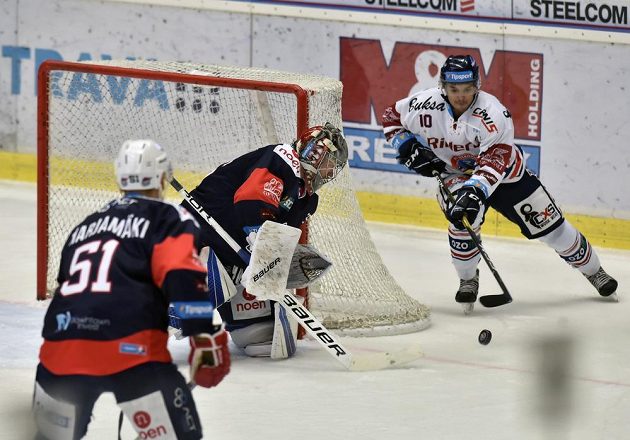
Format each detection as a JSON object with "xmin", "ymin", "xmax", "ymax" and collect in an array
[{"xmin": 478, "ymin": 329, "xmax": 492, "ymax": 345}]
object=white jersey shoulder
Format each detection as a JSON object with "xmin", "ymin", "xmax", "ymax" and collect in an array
[
  {"xmin": 465, "ymin": 91, "xmax": 515, "ymax": 152},
  {"xmin": 394, "ymin": 87, "xmax": 446, "ymax": 143},
  {"xmin": 395, "ymin": 88, "xmax": 515, "ymax": 173}
]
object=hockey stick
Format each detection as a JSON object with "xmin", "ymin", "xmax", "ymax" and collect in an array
[
  {"xmin": 171, "ymin": 178, "xmax": 422, "ymax": 370},
  {"xmin": 276, "ymin": 290, "xmax": 423, "ymax": 371},
  {"xmin": 434, "ymin": 172, "xmax": 512, "ymax": 308},
  {"xmin": 170, "ymin": 177, "xmax": 251, "ymax": 264},
  {"xmin": 244, "ymin": 220, "xmax": 423, "ymax": 371}
]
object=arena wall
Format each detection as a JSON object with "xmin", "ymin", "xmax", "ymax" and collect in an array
[{"xmin": 1, "ymin": 0, "xmax": 628, "ymax": 248}]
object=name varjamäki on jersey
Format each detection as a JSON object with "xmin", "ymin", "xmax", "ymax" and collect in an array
[{"xmin": 68, "ymin": 214, "xmax": 150, "ymax": 246}]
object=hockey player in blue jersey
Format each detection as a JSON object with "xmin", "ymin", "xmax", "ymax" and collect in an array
[
  {"xmin": 181, "ymin": 123, "xmax": 348, "ymax": 359},
  {"xmin": 33, "ymin": 140, "xmax": 230, "ymax": 440}
]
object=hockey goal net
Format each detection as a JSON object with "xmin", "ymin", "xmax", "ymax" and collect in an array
[{"xmin": 37, "ymin": 60, "xmax": 430, "ymax": 336}]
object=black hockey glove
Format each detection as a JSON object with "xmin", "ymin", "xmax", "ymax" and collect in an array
[
  {"xmin": 396, "ymin": 138, "xmax": 446, "ymax": 177},
  {"xmin": 447, "ymin": 186, "xmax": 486, "ymax": 229}
]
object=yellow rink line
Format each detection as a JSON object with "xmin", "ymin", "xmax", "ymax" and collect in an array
[
  {"xmin": 356, "ymin": 192, "xmax": 630, "ymax": 251},
  {"xmin": 2, "ymin": 151, "xmax": 628, "ymax": 250}
]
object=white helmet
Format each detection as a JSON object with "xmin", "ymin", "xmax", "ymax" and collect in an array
[{"xmin": 115, "ymin": 139, "xmax": 172, "ymax": 193}]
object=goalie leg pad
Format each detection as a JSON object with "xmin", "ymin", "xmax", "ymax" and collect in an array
[
  {"xmin": 204, "ymin": 247, "xmax": 238, "ymax": 307},
  {"xmin": 270, "ymin": 302, "xmax": 298, "ymax": 359},
  {"xmin": 229, "ymin": 302, "xmax": 299, "ymax": 359},
  {"xmin": 231, "ymin": 321, "xmax": 274, "ymax": 357}
]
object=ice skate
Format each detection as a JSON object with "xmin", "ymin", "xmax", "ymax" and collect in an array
[
  {"xmin": 456, "ymin": 269, "xmax": 479, "ymax": 314},
  {"xmin": 585, "ymin": 267, "xmax": 619, "ymax": 301}
]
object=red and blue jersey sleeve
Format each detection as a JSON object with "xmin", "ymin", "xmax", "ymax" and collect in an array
[
  {"xmin": 232, "ymin": 144, "xmax": 304, "ymax": 234},
  {"xmin": 39, "ymin": 198, "xmax": 213, "ymax": 376},
  {"xmin": 152, "ymin": 204, "xmax": 217, "ymax": 336}
]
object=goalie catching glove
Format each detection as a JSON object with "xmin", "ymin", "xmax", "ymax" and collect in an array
[
  {"xmin": 239, "ymin": 243, "xmax": 332, "ymax": 291},
  {"xmin": 189, "ymin": 325, "xmax": 230, "ymax": 388}
]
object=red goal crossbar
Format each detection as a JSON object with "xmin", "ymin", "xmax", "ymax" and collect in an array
[{"xmin": 37, "ymin": 60, "xmax": 310, "ymax": 300}]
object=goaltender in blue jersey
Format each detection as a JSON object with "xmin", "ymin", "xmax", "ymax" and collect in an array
[{"xmin": 181, "ymin": 123, "xmax": 348, "ymax": 359}]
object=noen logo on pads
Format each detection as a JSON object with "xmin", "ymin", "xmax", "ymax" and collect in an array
[{"xmin": 444, "ymin": 71, "xmax": 474, "ymax": 83}]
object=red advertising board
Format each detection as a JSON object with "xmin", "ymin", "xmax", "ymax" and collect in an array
[{"xmin": 340, "ymin": 38, "xmax": 543, "ymax": 141}]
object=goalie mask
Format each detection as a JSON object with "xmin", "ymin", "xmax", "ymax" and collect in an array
[
  {"xmin": 294, "ymin": 123, "xmax": 348, "ymax": 194},
  {"xmin": 115, "ymin": 139, "xmax": 173, "ymax": 195}
]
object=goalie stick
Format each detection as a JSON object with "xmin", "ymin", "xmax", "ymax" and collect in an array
[
  {"xmin": 434, "ymin": 171, "xmax": 513, "ymax": 308},
  {"xmin": 170, "ymin": 177, "xmax": 251, "ymax": 264},
  {"xmin": 244, "ymin": 221, "xmax": 423, "ymax": 371},
  {"xmin": 170, "ymin": 177, "xmax": 332, "ymax": 289},
  {"xmin": 171, "ymin": 178, "xmax": 422, "ymax": 371}
]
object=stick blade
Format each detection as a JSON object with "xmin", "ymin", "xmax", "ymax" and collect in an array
[
  {"xmin": 348, "ymin": 345, "xmax": 423, "ymax": 372},
  {"xmin": 479, "ymin": 293, "xmax": 512, "ymax": 308}
]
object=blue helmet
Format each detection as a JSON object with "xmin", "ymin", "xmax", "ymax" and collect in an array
[{"xmin": 440, "ymin": 55, "xmax": 480, "ymax": 87}]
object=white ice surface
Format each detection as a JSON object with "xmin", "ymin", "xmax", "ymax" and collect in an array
[{"xmin": 1, "ymin": 180, "xmax": 630, "ymax": 439}]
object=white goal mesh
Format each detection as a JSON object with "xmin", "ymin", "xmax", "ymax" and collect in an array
[{"xmin": 37, "ymin": 60, "xmax": 430, "ymax": 336}]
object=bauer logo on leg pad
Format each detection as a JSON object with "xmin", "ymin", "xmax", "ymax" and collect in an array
[{"xmin": 514, "ymin": 187, "xmax": 562, "ymax": 236}]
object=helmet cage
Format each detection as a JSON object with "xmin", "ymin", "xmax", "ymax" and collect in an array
[{"xmin": 296, "ymin": 123, "xmax": 348, "ymax": 193}]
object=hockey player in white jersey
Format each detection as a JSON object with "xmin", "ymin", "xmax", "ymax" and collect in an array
[{"xmin": 383, "ymin": 54, "xmax": 618, "ymax": 312}]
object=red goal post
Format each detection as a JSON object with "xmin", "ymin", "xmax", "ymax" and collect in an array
[{"xmin": 37, "ymin": 60, "xmax": 430, "ymax": 336}]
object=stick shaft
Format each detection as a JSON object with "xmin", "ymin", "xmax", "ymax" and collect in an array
[
  {"xmin": 170, "ymin": 177, "xmax": 250, "ymax": 264},
  {"xmin": 434, "ymin": 173, "xmax": 512, "ymax": 302}
]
